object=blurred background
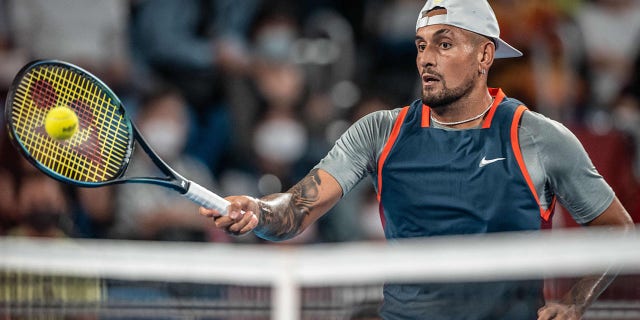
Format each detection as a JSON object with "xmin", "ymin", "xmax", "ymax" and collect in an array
[
  {"xmin": 0, "ymin": 0, "xmax": 639, "ymax": 245},
  {"xmin": 1, "ymin": 1, "xmax": 640, "ymax": 318}
]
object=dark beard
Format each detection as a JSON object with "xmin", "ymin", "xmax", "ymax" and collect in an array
[{"xmin": 421, "ymin": 74, "xmax": 476, "ymax": 109}]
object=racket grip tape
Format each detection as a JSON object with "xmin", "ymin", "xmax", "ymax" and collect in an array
[{"xmin": 184, "ymin": 181, "xmax": 230, "ymax": 215}]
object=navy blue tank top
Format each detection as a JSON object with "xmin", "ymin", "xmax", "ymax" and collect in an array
[{"xmin": 376, "ymin": 89, "xmax": 551, "ymax": 319}]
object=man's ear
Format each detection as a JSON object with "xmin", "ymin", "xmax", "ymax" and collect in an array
[{"xmin": 479, "ymin": 40, "xmax": 495, "ymax": 72}]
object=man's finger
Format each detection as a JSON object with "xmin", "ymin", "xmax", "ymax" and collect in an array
[
  {"xmin": 227, "ymin": 199, "xmax": 253, "ymax": 220},
  {"xmin": 537, "ymin": 307, "xmax": 557, "ymax": 320},
  {"xmin": 228, "ymin": 211, "xmax": 256, "ymax": 234},
  {"xmin": 199, "ymin": 206, "xmax": 221, "ymax": 217},
  {"xmin": 239, "ymin": 213, "xmax": 259, "ymax": 234},
  {"xmin": 214, "ymin": 216, "xmax": 236, "ymax": 229}
]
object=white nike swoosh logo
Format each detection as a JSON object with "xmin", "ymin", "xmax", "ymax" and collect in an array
[{"xmin": 479, "ymin": 156, "xmax": 506, "ymax": 167}]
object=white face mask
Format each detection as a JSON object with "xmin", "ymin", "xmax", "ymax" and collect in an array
[
  {"xmin": 256, "ymin": 26, "xmax": 296, "ymax": 61},
  {"xmin": 141, "ymin": 120, "xmax": 186, "ymax": 160},
  {"xmin": 253, "ymin": 118, "xmax": 307, "ymax": 164}
]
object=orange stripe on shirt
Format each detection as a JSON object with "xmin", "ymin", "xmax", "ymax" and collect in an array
[
  {"xmin": 481, "ymin": 88, "xmax": 506, "ymax": 128},
  {"xmin": 377, "ymin": 106, "xmax": 409, "ymax": 201},
  {"xmin": 421, "ymin": 104, "xmax": 430, "ymax": 127},
  {"xmin": 376, "ymin": 106, "xmax": 409, "ymax": 228},
  {"xmin": 421, "ymin": 88, "xmax": 506, "ymax": 129},
  {"xmin": 510, "ymin": 105, "xmax": 555, "ymax": 222}
]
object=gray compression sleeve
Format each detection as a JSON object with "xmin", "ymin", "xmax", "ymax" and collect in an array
[{"xmin": 519, "ymin": 111, "xmax": 614, "ymax": 224}]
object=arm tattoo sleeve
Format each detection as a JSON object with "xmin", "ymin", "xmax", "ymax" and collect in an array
[
  {"xmin": 563, "ymin": 273, "xmax": 617, "ymax": 315},
  {"xmin": 253, "ymin": 169, "xmax": 322, "ymax": 241}
]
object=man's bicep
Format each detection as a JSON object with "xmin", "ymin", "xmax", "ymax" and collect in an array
[
  {"xmin": 311, "ymin": 169, "xmax": 344, "ymax": 215},
  {"xmin": 315, "ymin": 109, "xmax": 397, "ymax": 196},
  {"xmin": 296, "ymin": 169, "xmax": 343, "ymax": 230},
  {"xmin": 527, "ymin": 114, "xmax": 615, "ymax": 224},
  {"xmin": 585, "ymin": 196, "xmax": 634, "ymax": 229}
]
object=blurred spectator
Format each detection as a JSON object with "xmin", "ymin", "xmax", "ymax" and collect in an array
[
  {"xmin": 302, "ymin": 8, "xmax": 358, "ymax": 96},
  {"xmin": 69, "ymin": 187, "xmax": 116, "ymax": 239},
  {"xmin": 6, "ymin": 0, "xmax": 131, "ymax": 89},
  {"xmin": 0, "ymin": 0, "xmax": 9, "ymax": 49},
  {"xmin": 486, "ymin": 0, "xmax": 538, "ymax": 108},
  {"xmin": 616, "ymin": 47, "xmax": 640, "ymax": 180},
  {"xmin": 0, "ymin": 0, "xmax": 28, "ymax": 99},
  {"xmin": 574, "ymin": 0, "xmax": 640, "ymax": 108},
  {"xmin": 109, "ymin": 86, "xmax": 227, "ymax": 242},
  {"xmin": 611, "ymin": 90, "xmax": 640, "ymax": 179},
  {"xmin": 361, "ymin": 0, "xmax": 424, "ymax": 103},
  {"xmin": 233, "ymin": 9, "xmax": 308, "ymax": 190},
  {"xmin": 490, "ymin": 0, "xmax": 590, "ymax": 124},
  {"xmin": 0, "ymin": 168, "xmax": 14, "ymax": 234},
  {"xmin": 631, "ymin": 48, "xmax": 640, "ymax": 103},
  {"xmin": 251, "ymin": 59, "xmax": 308, "ymax": 189},
  {"xmin": 130, "ymin": 0, "xmax": 260, "ymax": 174},
  {"xmin": 0, "ymin": 129, "xmax": 19, "ymax": 235},
  {"xmin": 5, "ymin": 159, "xmax": 70, "ymax": 238},
  {"xmin": 247, "ymin": 12, "xmax": 317, "ymax": 243},
  {"xmin": 527, "ymin": 1, "xmax": 589, "ymax": 123},
  {"xmin": 294, "ymin": 5, "xmax": 367, "ymax": 242}
]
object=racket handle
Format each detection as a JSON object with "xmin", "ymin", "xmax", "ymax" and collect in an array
[{"xmin": 184, "ymin": 181, "xmax": 230, "ymax": 215}]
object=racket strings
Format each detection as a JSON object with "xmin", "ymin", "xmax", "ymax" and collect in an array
[
  {"xmin": 51, "ymin": 67, "xmax": 130, "ymax": 180},
  {"xmin": 10, "ymin": 64, "xmax": 131, "ymax": 183},
  {"xmin": 17, "ymin": 69, "xmax": 100, "ymax": 180}
]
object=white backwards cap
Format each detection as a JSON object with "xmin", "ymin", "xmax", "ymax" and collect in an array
[{"xmin": 416, "ymin": 0, "xmax": 522, "ymax": 58}]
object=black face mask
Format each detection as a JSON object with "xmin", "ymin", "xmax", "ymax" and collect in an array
[{"xmin": 23, "ymin": 210, "xmax": 61, "ymax": 234}]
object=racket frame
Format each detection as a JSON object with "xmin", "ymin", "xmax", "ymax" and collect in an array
[
  {"xmin": 6, "ymin": 60, "xmax": 230, "ymax": 212},
  {"xmin": 5, "ymin": 60, "xmax": 189, "ymax": 193}
]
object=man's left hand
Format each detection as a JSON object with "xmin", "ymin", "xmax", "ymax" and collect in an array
[{"xmin": 537, "ymin": 302, "xmax": 582, "ymax": 320}]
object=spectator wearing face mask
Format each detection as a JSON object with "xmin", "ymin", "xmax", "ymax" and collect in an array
[
  {"xmin": 130, "ymin": 0, "xmax": 261, "ymax": 175},
  {"xmin": 108, "ymin": 86, "xmax": 227, "ymax": 242},
  {"xmin": 1, "ymin": 159, "xmax": 103, "ymax": 307},
  {"xmin": 6, "ymin": 158, "xmax": 70, "ymax": 238},
  {"xmin": 0, "ymin": 122, "xmax": 70, "ymax": 237}
]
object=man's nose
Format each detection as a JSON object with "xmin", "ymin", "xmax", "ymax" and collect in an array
[{"xmin": 417, "ymin": 48, "xmax": 435, "ymax": 68}]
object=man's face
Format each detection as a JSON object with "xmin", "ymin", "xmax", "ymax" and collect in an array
[{"xmin": 415, "ymin": 25, "xmax": 481, "ymax": 108}]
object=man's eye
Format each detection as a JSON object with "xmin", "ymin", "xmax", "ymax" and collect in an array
[
  {"xmin": 417, "ymin": 44, "xmax": 426, "ymax": 51},
  {"xmin": 440, "ymin": 42, "xmax": 452, "ymax": 49}
]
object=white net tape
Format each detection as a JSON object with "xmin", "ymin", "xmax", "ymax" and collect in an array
[{"xmin": 1, "ymin": 227, "xmax": 639, "ymax": 319}]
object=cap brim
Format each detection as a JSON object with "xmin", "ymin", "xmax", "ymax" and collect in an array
[{"xmin": 494, "ymin": 38, "xmax": 522, "ymax": 59}]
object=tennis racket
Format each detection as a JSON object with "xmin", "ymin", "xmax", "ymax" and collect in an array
[{"xmin": 4, "ymin": 60, "xmax": 230, "ymax": 214}]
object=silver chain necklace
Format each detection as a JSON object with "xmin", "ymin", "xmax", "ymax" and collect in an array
[{"xmin": 430, "ymin": 99, "xmax": 494, "ymax": 126}]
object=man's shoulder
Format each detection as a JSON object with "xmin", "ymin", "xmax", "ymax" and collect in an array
[
  {"xmin": 518, "ymin": 110, "xmax": 583, "ymax": 156},
  {"xmin": 520, "ymin": 110, "xmax": 572, "ymax": 136},
  {"xmin": 350, "ymin": 107, "xmax": 405, "ymax": 132},
  {"xmin": 360, "ymin": 107, "xmax": 404, "ymax": 122}
]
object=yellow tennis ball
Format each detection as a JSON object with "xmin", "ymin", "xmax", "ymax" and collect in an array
[{"xmin": 45, "ymin": 106, "xmax": 79, "ymax": 140}]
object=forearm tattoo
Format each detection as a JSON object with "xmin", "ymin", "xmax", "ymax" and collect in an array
[
  {"xmin": 253, "ymin": 169, "xmax": 322, "ymax": 241},
  {"xmin": 564, "ymin": 273, "xmax": 616, "ymax": 314}
]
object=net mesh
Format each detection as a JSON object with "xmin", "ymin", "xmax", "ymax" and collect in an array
[{"xmin": 1, "ymin": 228, "xmax": 639, "ymax": 320}]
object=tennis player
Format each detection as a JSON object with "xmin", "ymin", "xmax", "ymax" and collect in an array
[{"xmin": 200, "ymin": 1, "xmax": 635, "ymax": 319}]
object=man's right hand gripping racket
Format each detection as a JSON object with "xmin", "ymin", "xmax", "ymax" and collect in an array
[{"xmin": 4, "ymin": 60, "xmax": 230, "ymax": 214}]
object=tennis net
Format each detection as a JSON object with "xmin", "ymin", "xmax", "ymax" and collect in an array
[{"xmin": 1, "ymin": 227, "xmax": 640, "ymax": 319}]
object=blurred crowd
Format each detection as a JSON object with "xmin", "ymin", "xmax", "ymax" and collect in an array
[{"xmin": 0, "ymin": 0, "xmax": 639, "ymax": 244}]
